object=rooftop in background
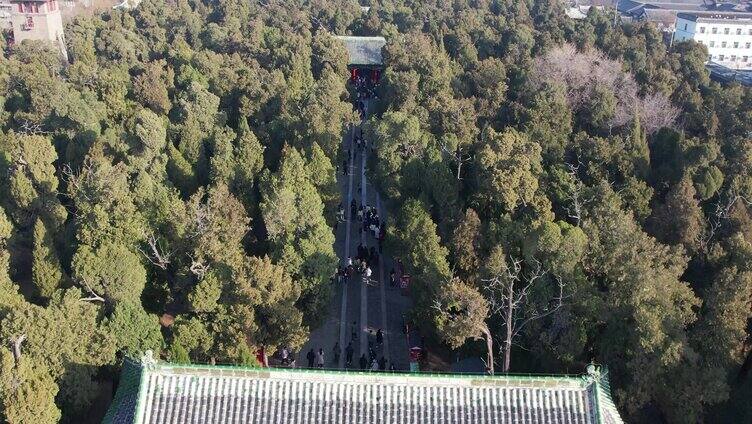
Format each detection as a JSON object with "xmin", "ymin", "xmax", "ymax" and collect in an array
[
  {"xmin": 613, "ymin": 0, "xmax": 750, "ymax": 12},
  {"xmin": 566, "ymin": 5, "xmax": 592, "ymax": 19},
  {"xmin": 334, "ymin": 35, "xmax": 386, "ymax": 66},
  {"xmin": 677, "ymin": 10, "xmax": 752, "ymax": 20},
  {"xmin": 104, "ymin": 352, "xmax": 625, "ymax": 424},
  {"xmin": 707, "ymin": 61, "xmax": 752, "ymax": 85}
]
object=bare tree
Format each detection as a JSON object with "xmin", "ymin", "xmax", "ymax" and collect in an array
[
  {"xmin": 440, "ymin": 142, "xmax": 473, "ymax": 180},
  {"xmin": 531, "ymin": 44, "xmax": 679, "ymax": 134},
  {"xmin": 139, "ymin": 232, "xmax": 172, "ymax": 270},
  {"xmin": 62, "ymin": 157, "xmax": 125, "ymax": 208},
  {"xmin": 188, "ymin": 254, "xmax": 209, "ymax": 279},
  {"xmin": 481, "ymin": 256, "xmax": 566, "ymax": 372},
  {"xmin": 9, "ymin": 334, "xmax": 27, "ymax": 364},
  {"xmin": 190, "ymin": 201, "xmax": 210, "ymax": 238},
  {"xmin": 700, "ymin": 189, "xmax": 752, "ymax": 253},
  {"xmin": 564, "ymin": 161, "xmax": 590, "ymax": 227},
  {"xmin": 17, "ymin": 119, "xmax": 49, "ymax": 136}
]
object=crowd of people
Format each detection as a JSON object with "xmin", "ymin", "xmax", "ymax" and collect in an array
[
  {"xmin": 353, "ymin": 71, "xmax": 378, "ymax": 100},
  {"xmin": 296, "ymin": 328, "xmax": 394, "ymax": 372},
  {"xmin": 277, "ymin": 68, "xmax": 407, "ymax": 373}
]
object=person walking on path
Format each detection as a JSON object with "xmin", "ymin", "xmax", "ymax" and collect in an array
[
  {"xmin": 281, "ymin": 347, "xmax": 289, "ymax": 365},
  {"xmin": 306, "ymin": 349, "xmax": 315, "ymax": 368},
  {"xmin": 351, "ymin": 321, "xmax": 358, "ymax": 341},
  {"xmin": 378, "ymin": 357, "xmax": 387, "ymax": 370},
  {"xmin": 359, "ymin": 354, "xmax": 368, "ymax": 370},
  {"xmin": 376, "ymin": 329, "xmax": 384, "ymax": 348},
  {"xmin": 345, "ymin": 342, "xmax": 354, "ymax": 367},
  {"xmin": 333, "ymin": 342, "xmax": 341, "ymax": 365},
  {"xmin": 363, "ymin": 266, "xmax": 373, "ymax": 285},
  {"xmin": 345, "ymin": 257, "xmax": 353, "ymax": 278},
  {"xmin": 316, "ymin": 348, "xmax": 325, "ymax": 368},
  {"xmin": 378, "ymin": 226, "xmax": 385, "ymax": 252},
  {"xmin": 370, "ymin": 358, "xmax": 378, "ymax": 371}
]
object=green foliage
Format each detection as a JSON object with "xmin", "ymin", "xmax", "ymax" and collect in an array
[
  {"xmin": 0, "ymin": 132, "xmax": 67, "ymax": 229},
  {"xmin": 582, "ymin": 185, "xmax": 706, "ymax": 417},
  {"xmin": 0, "ymin": 209, "xmax": 24, "ymax": 315},
  {"xmin": 475, "ymin": 127, "xmax": 542, "ymax": 214},
  {"xmin": 524, "ymin": 83, "xmax": 572, "ymax": 162},
  {"xmin": 450, "ymin": 209, "xmax": 482, "ymax": 278},
  {"xmin": 72, "ymin": 241, "xmax": 146, "ymax": 304},
  {"xmin": 104, "ymin": 301, "xmax": 164, "ymax": 357},
  {"xmin": 366, "ymin": 111, "xmax": 431, "ymax": 200},
  {"xmin": 0, "ymin": 289, "xmax": 115, "ymax": 416},
  {"xmin": 523, "ymin": 220, "xmax": 587, "ymax": 277},
  {"xmin": 171, "ymin": 317, "xmax": 212, "ymax": 360},
  {"xmin": 694, "ymin": 235, "xmax": 752, "ymax": 369},
  {"xmin": 649, "ymin": 177, "xmax": 704, "ymax": 254},
  {"xmin": 0, "ymin": 0, "xmax": 750, "ymax": 421},
  {"xmin": 260, "ymin": 147, "xmax": 337, "ymax": 323},
  {"xmin": 31, "ymin": 218, "xmax": 65, "ymax": 300},
  {"xmin": 168, "ymin": 341, "xmax": 191, "ymax": 364},
  {"xmin": 433, "ymin": 279, "xmax": 489, "ymax": 349},
  {"xmin": 387, "ymin": 199, "xmax": 450, "ymax": 315},
  {"xmin": 67, "ymin": 153, "xmax": 145, "ymax": 247},
  {"xmin": 188, "ymin": 271, "xmax": 222, "ymax": 313},
  {"xmin": 132, "ymin": 60, "xmax": 172, "ymax": 114},
  {"xmin": 0, "ymin": 348, "xmax": 60, "ymax": 424},
  {"xmin": 693, "ymin": 165, "xmax": 724, "ymax": 200}
]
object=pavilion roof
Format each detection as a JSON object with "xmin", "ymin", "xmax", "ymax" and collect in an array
[
  {"xmin": 103, "ymin": 352, "xmax": 624, "ymax": 424},
  {"xmin": 334, "ymin": 35, "xmax": 386, "ymax": 66}
]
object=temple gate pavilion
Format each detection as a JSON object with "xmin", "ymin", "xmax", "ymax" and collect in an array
[{"xmin": 104, "ymin": 351, "xmax": 625, "ymax": 424}]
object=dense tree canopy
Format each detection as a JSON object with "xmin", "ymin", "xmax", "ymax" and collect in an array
[
  {"xmin": 358, "ymin": 1, "xmax": 752, "ymax": 423},
  {"xmin": 0, "ymin": 0, "xmax": 751, "ymax": 422}
]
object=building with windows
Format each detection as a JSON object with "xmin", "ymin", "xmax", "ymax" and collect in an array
[
  {"xmin": 0, "ymin": 0, "xmax": 12, "ymax": 29},
  {"xmin": 674, "ymin": 12, "xmax": 752, "ymax": 69},
  {"xmin": 9, "ymin": 0, "xmax": 67, "ymax": 60},
  {"xmin": 103, "ymin": 352, "xmax": 625, "ymax": 424}
]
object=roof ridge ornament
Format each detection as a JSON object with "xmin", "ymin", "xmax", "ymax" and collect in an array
[
  {"xmin": 141, "ymin": 350, "xmax": 157, "ymax": 369},
  {"xmin": 586, "ymin": 362, "xmax": 602, "ymax": 381}
]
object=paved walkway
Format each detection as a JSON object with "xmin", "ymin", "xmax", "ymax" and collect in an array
[{"xmin": 298, "ymin": 97, "xmax": 413, "ymax": 371}]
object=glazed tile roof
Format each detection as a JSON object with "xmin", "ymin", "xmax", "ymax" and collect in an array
[
  {"xmin": 104, "ymin": 353, "xmax": 624, "ymax": 424},
  {"xmin": 334, "ymin": 36, "xmax": 386, "ymax": 66}
]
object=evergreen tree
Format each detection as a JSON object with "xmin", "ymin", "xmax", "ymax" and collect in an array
[
  {"xmin": 450, "ymin": 208, "xmax": 482, "ymax": 278},
  {"xmin": 0, "ymin": 347, "xmax": 60, "ymax": 424},
  {"xmin": 649, "ymin": 176, "xmax": 704, "ymax": 254},
  {"xmin": 260, "ymin": 147, "xmax": 337, "ymax": 323},
  {"xmin": 104, "ymin": 301, "xmax": 164, "ymax": 357},
  {"xmin": 31, "ymin": 218, "xmax": 65, "ymax": 300},
  {"xmin": 475, "ymin": 127, "xmax": 542, "ymax": 214}
]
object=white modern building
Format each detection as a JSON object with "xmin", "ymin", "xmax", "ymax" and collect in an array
[{"xmin": 674, "ymin": 12, "xmax": 752, "ymax": 69}]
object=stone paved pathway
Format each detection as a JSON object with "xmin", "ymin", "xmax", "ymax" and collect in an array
[{"xmin": 298, "ymin": 97, "xmax": 414, "ymax": 371}]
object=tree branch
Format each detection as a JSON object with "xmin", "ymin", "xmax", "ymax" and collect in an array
[
  {"xmin": 78, "ymin": 277, "xmax": 105, "ymax": 303},
  {"xmin": 9, "ymin": 334, "xmax": 27, "ymax": 364},
  {"xmin": 139, "ymin": 232, "xmax": 172, "ymax": 270}
]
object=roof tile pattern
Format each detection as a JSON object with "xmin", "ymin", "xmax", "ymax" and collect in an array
[
  {"xmin": 334, "ymin": 36, "xmax": 386, "ymax": 66},
  {"xmin": 105, "ymin": 358, "xmax": 625, "ymax": 424}
]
